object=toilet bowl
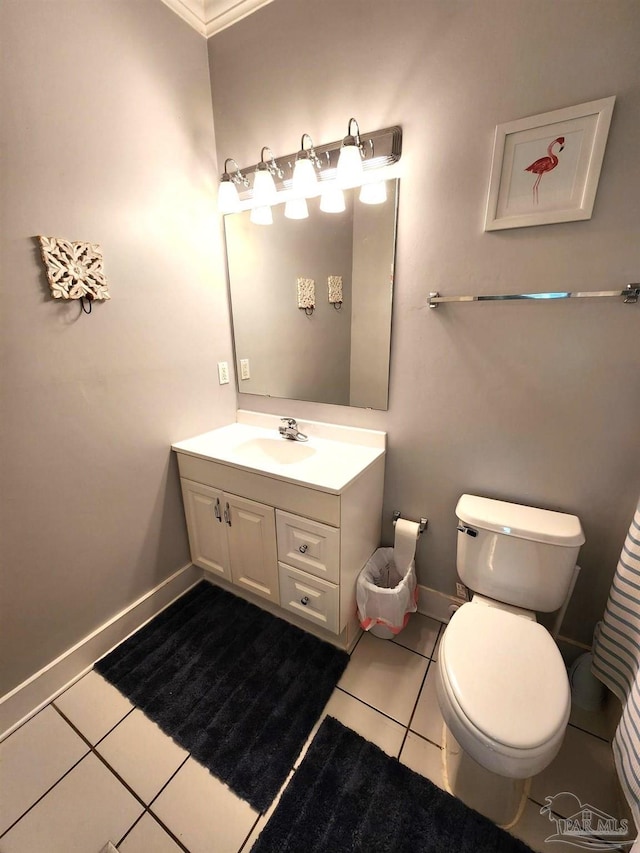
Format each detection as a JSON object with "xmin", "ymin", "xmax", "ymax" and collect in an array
[{"xmin": 436, "ymin": 597, "xmax": 570, "ymax": 825}]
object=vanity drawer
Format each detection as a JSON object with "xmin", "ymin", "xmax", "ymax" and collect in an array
[
  {"xmin": 278, "ymin": 563, "xmax": 339, "ymax": 635},
  {"xmin": 276, "ymin": 510, "xmax": 340, "ymax": 583}
]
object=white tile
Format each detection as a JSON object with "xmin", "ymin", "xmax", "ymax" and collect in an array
[
  {"xmin": 293, "ymin": 687, "xmax": 406, "ymax": 771},
  {"xmin": 0, "ymin": 705, "xmax": 89, "ymax": 834},
  {"xmin": 1, "ymin": 753, "xmax": 143, "ymax": 853},
  {"xmin": 510, "ymin": 798, "xmax": 621, "ymax": 852},
  {"xmin": 392, "ymin": 613, "xmax": 441, "ymax": 658},
  {"xmin": 409, "ymin": 662, "xmax": 444, "ymax": 746},
  {"xmin": 54, "ymin": 670, "xmax": 133, "ymax": 745},
  {"xmin": 530, "ymin": 725, "xmax": 620, "ymax": 819},
  {"xmin": 399, "ymin": 731, "xmax": 445, "ymax": 790},
  {"xmin": 97, "ymin": 709, "xmax": 188, "ymax": 804},
  {"xmin": 338, "ymin": 632, "xmax": 428, "ymax": 725},
  {"xmin": 324, "ymin": 689, "xmax": 407, "ymax": 756},
  {"xmin": 118, "ymin": 813, "xmax": 183, "ymax": 853},
  {"xmin": 568, "ymin": 694, "xmax": 617, "ymax": 741},
  {"xmin": 432, "ymin": 632, "xmax": 441, "ymax": 661},
  {"xmin": 151, "ymin": 757, "xmax": 258, "ymax": 853}
]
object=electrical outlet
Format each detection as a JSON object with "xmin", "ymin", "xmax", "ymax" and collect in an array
[
  {"xmin": 455, "ymin": 582, "xmax": 468, "ymax": 600},
  {"xmin": 240, "ymin": 358, "xmax": 250, "ymax": 380},
  {"xmin": 217, "ymin": 361, "xmax": 229, "ymax": 385}
]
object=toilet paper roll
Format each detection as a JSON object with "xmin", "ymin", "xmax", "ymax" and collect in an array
[{"xmin": 394, "ymin": 518, "xmax": 420, "ymax": 572}]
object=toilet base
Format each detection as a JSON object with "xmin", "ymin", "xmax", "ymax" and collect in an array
[{"xmin": 442, "ymin": 724, "xmax": 530, "ymax": 829}]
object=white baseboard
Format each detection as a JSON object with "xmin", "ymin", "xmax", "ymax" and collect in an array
[
  {"xmin": 0, "ymin": 564, "xmax": 202, "ymax": 740},
  {"xmin": 416, "ymin": 583, "xmax": 465, "ymax": 624}
]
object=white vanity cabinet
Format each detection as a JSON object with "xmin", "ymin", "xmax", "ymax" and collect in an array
[
  {"xmin": 173, "ymin": 417, "xmax": 386, "ymax": 651},
  {"xmin": 180, "ymin": 480, "xmax": 279, "ymax": 603}
]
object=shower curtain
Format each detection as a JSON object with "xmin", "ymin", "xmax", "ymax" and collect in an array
[{"xmin": 592, "ymin": 496, "xmax": 640, "ymax": 828}]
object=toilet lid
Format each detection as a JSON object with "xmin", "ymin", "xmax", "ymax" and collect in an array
[{"xmin": 442, "ymin": 603, "xmax": 570, "ymax": 750}]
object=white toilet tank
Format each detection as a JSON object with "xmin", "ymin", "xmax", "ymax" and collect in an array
[{"xmin": 456, "ymin": 495, "xmax": 585, "ymax": 612}]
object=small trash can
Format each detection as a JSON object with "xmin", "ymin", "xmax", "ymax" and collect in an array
[{"xmin": 357, "ymin": 547, "xmax": 418, "ymax": 639}]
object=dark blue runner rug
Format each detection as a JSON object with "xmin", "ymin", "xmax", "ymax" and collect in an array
[
  {"xmin": 95, "ymin": 581, "xmax": 348, "ymax": 812},
  {"xmin": 251, "ymin": 716, "xmax": 534, "ymax": 852}
]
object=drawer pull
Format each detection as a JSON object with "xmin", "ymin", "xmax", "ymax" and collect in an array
[
  {"xmin": 300, "ymin": 596, "xmax": 310, "ymax": 606},
  {"xmin": 214, "ymin": 498, "xmax": 222, "ymax": 523},
  {"xmin": 298, "ymin": 544, "xmax": 308, "ymax": 554},
  {"xmin": 224, "ymin": 502, "xmax": 231, "ymax": 526}
]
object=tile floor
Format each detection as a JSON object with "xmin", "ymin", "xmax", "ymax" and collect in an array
[{"xmin": 0, "ymin": 614, "xmax": 628, "ymax": 853}]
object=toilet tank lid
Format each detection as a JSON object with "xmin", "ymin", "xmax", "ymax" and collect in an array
[{"xmin": 456, "ymin": 495, "xmax": 585, "ymax": 547}]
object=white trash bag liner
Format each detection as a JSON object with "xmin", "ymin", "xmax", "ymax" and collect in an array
[{"xmin": 357, "ymin": 547, "xmax": 417, "ymax": 636}]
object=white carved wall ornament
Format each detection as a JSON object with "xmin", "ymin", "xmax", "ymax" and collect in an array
[{"xmin": 38, "ymin": 236, "xmax": 110, "ymax": 303}]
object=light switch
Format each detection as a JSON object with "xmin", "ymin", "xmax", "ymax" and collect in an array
[
  {"xmin": 240, "ymin": 359, "xmax": 250, "ymax": 380},
  {"xmin": 217, "ymin": 361, "xmax": 229, "ymax": 384}
]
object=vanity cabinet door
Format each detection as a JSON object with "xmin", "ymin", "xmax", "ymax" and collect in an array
[
  {"xmin": 225, "ymin": 494, "xmax": 279, "ymax": 604},
  {"xmin": 180, "ymin": 479, "xmax": 231, "ymax": 582}
]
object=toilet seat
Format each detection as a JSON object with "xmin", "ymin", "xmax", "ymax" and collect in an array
[{"xmin": 437, "ymin": 600, "xmax": 570, "ymax": 778}]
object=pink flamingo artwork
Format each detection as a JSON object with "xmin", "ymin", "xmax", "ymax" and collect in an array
[{"xmin": 525, "ymin": 136, "xmax": 565, "ymax": 203}]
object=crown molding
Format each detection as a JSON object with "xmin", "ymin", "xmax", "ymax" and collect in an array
[
  {"xmin": 204, "ymin": 0, "xmax": 274, "ymax": 36},
  {"xmin": 161, "ymin": 0, "xmax": 274, "ymax": 37}
]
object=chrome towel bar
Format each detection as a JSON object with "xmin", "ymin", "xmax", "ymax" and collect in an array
[{"xmin": 428, "ymin": 283, "xmax": 639, "ymax": 309}]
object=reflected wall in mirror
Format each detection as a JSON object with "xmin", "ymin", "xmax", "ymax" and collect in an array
[{"xmin": 224, "ymin": 179, "xmax": 398, "ymax": 410}]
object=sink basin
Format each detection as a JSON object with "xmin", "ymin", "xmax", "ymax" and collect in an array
[
  {"xmin": 233, "ymin": 437, "xmax": 316, "ymax": 466},
  {"xmin": 172, "ymin": 418, "xmax": 386, "ymax": 493}
]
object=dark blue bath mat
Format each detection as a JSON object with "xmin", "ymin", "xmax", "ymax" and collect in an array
[
  {"xmin": 251, "ymin": 716, "xmax": 534, "ymax": 852},
  {"xmin": 95, "ymin": 581, "xmax": 349, "ymax": 812}
]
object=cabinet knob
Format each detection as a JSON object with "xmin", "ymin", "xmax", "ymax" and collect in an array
[
  {"xmin": 300, "ymin": 596, "xmax": 309, "ymax": 606},
  {"xmin": 298, "ymin": 544, "xmax": 308, "ymax": 553}
]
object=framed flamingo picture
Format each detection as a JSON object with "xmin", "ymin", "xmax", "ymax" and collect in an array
[{"xmin": 484, "ymin": 96, "xmax": 615, "ymax": 231}]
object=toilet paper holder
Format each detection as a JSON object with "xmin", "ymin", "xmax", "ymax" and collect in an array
[{"xmin": 393, "ymin": 511, "xmax": 428, "ymax": 535}]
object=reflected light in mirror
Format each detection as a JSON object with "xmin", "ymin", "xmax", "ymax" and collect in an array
[
  {"xmin": 284, "ymin": 197, "xmax": 309, "ymax": 220},
  {"xmin": 320, "ymin": 184, "xmax": 346, "ymax": 213},
  {"xmin": 359, "ymin": 180, "xmax": 387, "ymax": 205},
  {"xmin": 250, "ymin": 205, "xmax": 273, "ymax": 225}
]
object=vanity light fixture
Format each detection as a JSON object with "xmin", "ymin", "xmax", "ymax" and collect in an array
[
  {"xmin": 292, "ymin": 134, "xmax": 322, "ymax": 198},
  {"xmin": 336, "ymin": 118, "xmax": 365, "ymax": 189},
  {"xmin": 218, "ymin": 123, "xmax": 401, "ymax": 220},
  {"xmin": 252, "ymin": 147, "xmax": 283, "ymax": 206},
  {"xmin": 217, "ymin": 158, "xmax": 249, "ymax": 213}
]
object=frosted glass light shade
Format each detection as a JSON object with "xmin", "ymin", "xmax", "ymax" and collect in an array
[
  {"xmin": 336, "ymin": 144, "xmax": 364, "ymax": 189},
  {"xmin": 292, "ymin": 158, "xmax": 320, "ymax": 198},
  {"xmin": 253, "ymin": 168, "xmax": 278, "ymax": 206},
  {"xmin": 284, "ymin": 197, "xmax": 309, "ymax": 220},
  {"xmin": 320, "ymin": 184, "xmax": 346, "ymax": 213},
  {"xmin": 218, "ymin": 179, "xmax": 241, "ymax": 213},
  {"xmin": 359, "ymin": 180, "xmax": 387, "ymax": 205},
  {"xmin": 250, "ymin": 205, "xmax": 273, "ymax": 225}
]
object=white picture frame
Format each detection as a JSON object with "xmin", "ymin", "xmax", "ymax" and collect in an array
[{"xmin": 484, "ymin": 96, "xmax": 615, "ymax": 231}]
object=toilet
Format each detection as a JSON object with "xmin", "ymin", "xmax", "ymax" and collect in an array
[{"xmin": 435, "ymin": 494, "xmax": 585, "ymax": 827}]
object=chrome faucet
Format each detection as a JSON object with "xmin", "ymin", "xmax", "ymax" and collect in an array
[{"xmin": 278, "ymin": 417, "xmax": 308, "ymax": 442}]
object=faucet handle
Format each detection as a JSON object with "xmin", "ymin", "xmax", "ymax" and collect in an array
[{"xmin": 281, "ymin": 417, "xmax": 297, "ymax": 428}]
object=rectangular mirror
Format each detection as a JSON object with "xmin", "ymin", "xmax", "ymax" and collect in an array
[{"xmin": 224, "ymin": 179, "xmax": 399, "ymax": 410}]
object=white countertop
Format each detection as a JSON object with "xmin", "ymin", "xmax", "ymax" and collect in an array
[{"xmin": 172, "ymin": 418, "xmax": 386, "ymax": 494}]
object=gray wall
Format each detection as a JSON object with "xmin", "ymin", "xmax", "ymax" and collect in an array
[
  {"xmin": 225, "ymin": 198, "xmax": 353, "ymax": 405},
  {"xmin": 208, "ymin": 0, "xmax": 640, "ymax": 645},
  {"xmin": 0, "ymin": 1, "xmax": 234, "ymax": 694}
]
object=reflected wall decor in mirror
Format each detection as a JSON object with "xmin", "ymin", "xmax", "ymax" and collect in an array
[{"xmin": 224, "ymin": 179, "xmax": 398, "ymax": 410}]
